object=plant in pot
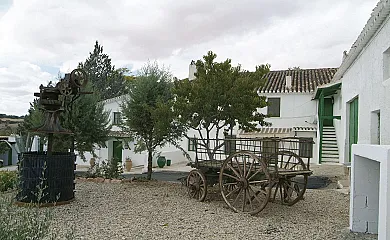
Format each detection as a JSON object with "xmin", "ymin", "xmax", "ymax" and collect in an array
[{"xmin": 125, "ymin": 157, "xmax": 132, "ymax": 172}]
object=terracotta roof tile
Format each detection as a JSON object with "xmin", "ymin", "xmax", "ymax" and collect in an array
[{"xmin": 260, "ymin": 68, "xmax": 338, "ymax": 93}]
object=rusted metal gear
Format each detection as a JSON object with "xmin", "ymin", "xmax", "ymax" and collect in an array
[
  {"xmin": 70, "ymin": 69, "xmax": 88, "ymax": 88},
  {"xmin": 57, "ymin": 81, "xmax": 73, "ymax": 96}
]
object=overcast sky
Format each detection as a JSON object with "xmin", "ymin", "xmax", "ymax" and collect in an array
[{"xmin": 0, "ymin": 0, "xmax": 379, "ymax": 116}]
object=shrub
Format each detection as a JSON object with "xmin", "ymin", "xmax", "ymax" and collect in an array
[
  {"xmin": 85, "ymin": 162, "xmax": 103, "ymax": 178},
  {"xmin": 0, "ymin": 178, "xmax": 74, "ymax": 240},
  {"xmin": 101, "ymin": 157, "xmax": 123, "ymax": 179},
  {"xmin": 0, "ymin": 171, "xmax": 17, "ymax": 192},
  {"xmin": 85, "ymin": 158, "xmax": 123, "ymax": 179}
]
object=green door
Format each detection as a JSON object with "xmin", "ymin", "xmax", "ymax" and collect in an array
[
  {"xmin": 323, "ymin": 98, "xmax": 334, "ymax": 126},
  {"xmin": 7, "ymin": 148, "xmax": 12, "ymax": 165},
  {"xmin": 113, "ymin": 141, "xmax": 123, "ymax": 162},
  {"xmin": 349, "ymin": 98, "xmax": 359, "ymax": 162}
]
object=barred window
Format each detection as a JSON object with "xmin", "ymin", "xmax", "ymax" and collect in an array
[
  {"xmin": 188, "ymin": 138, "xmax": 197, "ymax": 151},
  {"xmin": 113, "ymin": 112, "xmax": 121, "ymax": 125}
]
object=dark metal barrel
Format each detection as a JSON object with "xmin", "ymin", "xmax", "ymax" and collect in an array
[{"xmin": 17, "ymin": 152, "xmax": 76, "ymax": 204}]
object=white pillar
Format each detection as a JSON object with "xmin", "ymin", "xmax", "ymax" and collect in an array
[{"xmin": 350, "ymin": 144, "xmax": 390, "ymax": 239}]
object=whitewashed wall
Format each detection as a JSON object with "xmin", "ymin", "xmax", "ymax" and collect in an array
[
  {"xmin": 259, "ymin": 93, "xmax": 318, "ymax": 164},
  {"xmin": 76, "ymin": 92, "xmax": 321, "ymax": 166},
  {"xmin": 335, "ymin": 15, "xmax": 390, "ymax": 164},
  {"xmin": 259, "ymin": 93, "xmax": 318, "ymax": 128}
]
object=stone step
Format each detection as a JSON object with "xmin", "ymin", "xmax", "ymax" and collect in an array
[
  {"xmin": 322, "ymin": 152, "xmax": 339, "ymax": 156},
  {"xmin": 323, "ymin": 145, "xmax": 338, "ymax": 148},
  {"xmin": 322, "ymin": 141, "xmax": 338, "ymax": 145},
  {"xmin": 323, "ymin": 137, "xmax": 337, "ymax": 141},
  {"xmin": 322, "ymin": 156, "xmax": 339, "ymax": 160},
  {"xmin": 323, "ymin": 133, "xmax": 336, "ymax": 136},
  {"xmin": 322, "ymin": 159, "xmax": 340, "ymax": 163}
]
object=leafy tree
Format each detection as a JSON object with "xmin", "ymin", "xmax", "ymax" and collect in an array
[
  {"xmin": 121, "ymin": 62, "xmax": 185, "ymax": 180},
  {"xmin": 78, "ymin": 41, "xmax": 129, "ymax": 100},
  {"xmin": 173, "ymin": 51, "xmax": 270, "ymax": 160},
  {"xmin": 53, "ymin": 81, "xmax": 111, "ymax": 158}
]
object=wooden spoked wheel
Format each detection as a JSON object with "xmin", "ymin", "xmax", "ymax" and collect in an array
[
  {"xmin": 269, "ymin": 151, "xmax": 309, "ymax": 206},
  {"xmin": 187, "ymin": 169, "xmax": 207, "ymax": 202},
  {"xmin": 219, "ymin": 151, "xmax": 271, "ymax": 215}
]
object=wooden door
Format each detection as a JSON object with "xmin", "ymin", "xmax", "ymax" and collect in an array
[
  {"xmin": 323, "ymin": 98, "xmax": 334, "ymax": 126},
  {"xmin": 113, "ymin": 141, "xmax": 123, "ymax": 162},
  {"xmin": 349, "ymin": 98, "xmax": 359, "ymax": 162}
]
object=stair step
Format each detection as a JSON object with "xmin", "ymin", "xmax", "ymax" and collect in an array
[
  {"xmin": 322, "ymin": 141, "xmax": 338, "ymax": 145},
  {"xmin": 322, "ymin": 154, "xmax": 339, "ymax": 157},
  {"xmin": 322, "ymin": 152, "xmax": 339, "ymax": 156},
  {"xmin": 322, "ymin": 159, "xmax": 339, "ymax": 163},
  {"xmin": 323, "ymin": 145, "xmax": 338, "ymax": 148}
]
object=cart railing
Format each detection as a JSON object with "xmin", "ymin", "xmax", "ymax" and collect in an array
[{"xmin": 194, "ymin": 137, "xmax": 314, "ymax": 170}]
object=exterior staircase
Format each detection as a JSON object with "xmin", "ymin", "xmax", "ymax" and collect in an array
[{"xmin": 321, "ymin": 126, "xmax": 339, "ymax": 163}]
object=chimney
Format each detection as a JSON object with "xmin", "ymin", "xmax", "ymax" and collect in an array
[
  {"xmin": 285, "ymin": 75, "xmax": 292, "ymax": 90},
  {"xmin": 189, "ymin": 60, "xmax": 197, "ymax": 80},
  {"xmin": 342, "ymin": 50, "xmax": 348, "ymax": 62}
]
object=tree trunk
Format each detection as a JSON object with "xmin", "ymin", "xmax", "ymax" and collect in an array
[{"xmin": 147, "ymin": 150, "xmax": 153, "ymax": 180}]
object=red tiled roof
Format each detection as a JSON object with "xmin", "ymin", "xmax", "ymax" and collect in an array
[{"xmin": 260, "ymin": 68, "xmax": 338, "ymax": 93}]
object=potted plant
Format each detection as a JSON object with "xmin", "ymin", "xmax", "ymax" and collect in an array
[{"xmin": 125, "ymin": 157, "xmax": 132, "ymax": 172}]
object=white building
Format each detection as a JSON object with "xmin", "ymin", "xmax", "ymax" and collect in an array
[
  {"xmin": 77, "ymin": 66, "xmax": 339, "ymax": 167},
  {"xmin": 316, "ymin": 1, "xmax": 390, "ymax": 238},
  {"xmin": 76, "ymin": 95, "xmax": 191, "ymax": 168},
  {"xmin": 243, "ymin": 68, "xmax": 338, "ymax": 165}
]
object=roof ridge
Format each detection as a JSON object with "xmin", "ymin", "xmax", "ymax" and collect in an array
[{"xmin": 260, "ymin": 68, "xmax": 338, "ymax": 93}]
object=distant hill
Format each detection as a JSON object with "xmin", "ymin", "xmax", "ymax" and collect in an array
[
  {"xmin": 0, "ymin": 113, "xmax": 24, "ymax": 134},
  {"xmin": 0, "ymin": 113, "xmax": 24, "ymax": 120}
]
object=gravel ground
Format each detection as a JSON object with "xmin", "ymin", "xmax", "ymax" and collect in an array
[{"xmin": 48, "ymin": 181, "xmax": 377, "ymax": 240}]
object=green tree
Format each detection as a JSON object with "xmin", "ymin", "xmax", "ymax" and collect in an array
[
  {"xmin": 121, "ymin": 62, "xmax": 185, "ymax": 180},
  {"xmin": 78, "ymin": 41, "xmax": 128, "ymax": 100},
  {"xmin": 54, "ymin": 81, "xmax": 111, "ymax": 158},
  {"xmin": 173, "ymin": 51, "xmax": 270, "ymax": 160}
]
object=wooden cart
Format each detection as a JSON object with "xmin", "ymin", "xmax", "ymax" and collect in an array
[{"xmin": 186, "ymin": 137, "xmax": 314, "ymax": 215}]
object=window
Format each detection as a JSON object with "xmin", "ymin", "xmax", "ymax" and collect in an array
[
  {"xmin": 113, "ymin": 112, "xmax": 121, "ymax": 125},
  {"xmin": 224, "ymin": 135, "xmax": 236, "ymax": 155},
  {"xmin": 267, "ymin": 98, "xmax": 280, "ymax": 117},
  {"xmin": 299, "ymin": 138, "xmax": 313, "ymax": 158},
  {"xmin": 188, "ymin": 138, "xmax": 197, "ymax": 151}
]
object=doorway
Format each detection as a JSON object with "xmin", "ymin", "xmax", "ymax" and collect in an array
[
  {"xmin": 349, "ymin": 98, "xmax": 359, "ymax": 162},
  {"xmin": 323, "ymin": 98, "xmax": 334, "ymax": 126},
  {"xmin": 112, "ymin": 141, "xmax": 123, "ymax": 162}
]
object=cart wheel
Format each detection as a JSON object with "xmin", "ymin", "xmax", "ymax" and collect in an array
[
  {"xmin": 187, "ymin": 169, "xmax": 207, "ymax": 202},
  {"xmin": 270, "ymin": 151, "xmax": 308, "ymax": 206},
  {"xmin": 219, "ymin": 151, "xmax": 271, "ymax": 215}
]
